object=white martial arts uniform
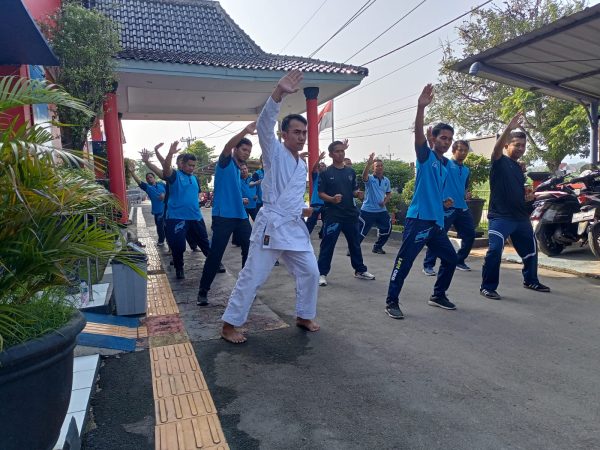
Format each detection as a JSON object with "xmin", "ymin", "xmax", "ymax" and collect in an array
[{"xmin": 221, "ymin": 97, "xmax": 320, "ymax": 327}]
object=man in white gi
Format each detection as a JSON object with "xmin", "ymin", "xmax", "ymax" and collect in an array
[{"xmin": 221, "ymin": 70, "xmax": 320, "ymax": 344}]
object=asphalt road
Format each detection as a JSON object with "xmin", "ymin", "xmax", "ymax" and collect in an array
[{"xmin": 198, "ymin": 216, "xmax": 600, "ymax": 450}]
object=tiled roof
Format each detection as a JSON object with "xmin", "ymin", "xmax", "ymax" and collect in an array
[{"xmin": 86, "ymin": 0, "xmax": 368, "ymax": 76}]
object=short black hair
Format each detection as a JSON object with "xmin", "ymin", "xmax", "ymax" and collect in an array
[
  {"xmin": 181, "ymin": 153, "xmax": 196, "ymax": 164},
  {"xmin": 176, "ymin": 154, "xmax": 184, "ymax": 162},
  {"xmin": 328, "ymin": 140, "xmax": 345, "ymax": 153},
  {"xmin": 238, "ymin": 161, "xmax": 248, "ymax": 167},
  {"xmin": 281, "ymin": 114, "xmax": 307, "ymax": 131},
  {"xmin": 431, "ymin": 122, "xmax": 454, "ymax": 137},
  {"xmin": 452, "ymin": 140, "xmax": 470, "ymax": 151},
  {"xmin": 146, "ymin": 172, "xmax": 155, "ymax": 178},
  {"xmin": 509, "ymin": 131, "xmax": 527, "ymax": 140},
  {"xmin": 236, "ymin": 137, "xmax": 252, "ymax": 148},
  {"xmin": 373, "ymin": 158, "xmax": 384, "ymax": 164}
]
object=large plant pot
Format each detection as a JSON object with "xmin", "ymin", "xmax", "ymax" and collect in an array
[
  {"xmin": 467, "ymin": 198, "xmax": 486, "ymax": 228},
  {"xmin": 0, "ymin": 310, "xmax": 86, "ymax": 450}
]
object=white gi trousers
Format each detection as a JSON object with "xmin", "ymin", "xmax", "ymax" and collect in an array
[{"xmin": 221, "ymin": 238, "xmax": 319, "ymax": 327}]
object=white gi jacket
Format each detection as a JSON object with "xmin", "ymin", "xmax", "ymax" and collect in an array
[{"xmin": 252, "ymin": 97, "xmax": 311, "ymax": 251}]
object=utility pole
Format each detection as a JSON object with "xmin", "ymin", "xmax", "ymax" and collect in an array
[
  {"xmin": 180, "ymin": 123, "xmax": 197, "ymax": 148},
  {"xmin": 386, "ymin": 146, "xmax": 394, "ymax": 161}
]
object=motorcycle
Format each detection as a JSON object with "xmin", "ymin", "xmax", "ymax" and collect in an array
[{"xmin": 531, "ymin": 170, "xmax": 600, "ymax": 258}]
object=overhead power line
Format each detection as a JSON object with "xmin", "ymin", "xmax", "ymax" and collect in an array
[
  {"xmin": 308, "ymin": 0, "xmax": 378, "ymax": 58},
  {"xmin": 279, "ymin": 0, "xmax": 329, "ymax": 53},
  {"xmin": 335, "ymin": 105, "xmax": 416, "ymax": 130},
  {"xmin": 197, "ymin": 121, "xmax": 235, "ymax": 139},
  {"xmin": 344, "ymin": 0, "xmax": 428, "ymax": 63},
  {"xmin": 360, "ymin": 0, "xmax": 494, "ymax": 66},
  {"xmin": 335, "ymin": 92, "xmax": 419, "ymax": 122},
  {"xmin": 343, "ymin": 126, "xmax": 413, "ymax": 139}
]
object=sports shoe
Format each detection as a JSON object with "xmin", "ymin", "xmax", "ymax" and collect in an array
[
  {"xmin": 319, "ymin": 275, "xmax": 327, "ymax": 286},
  {"xmin": 157, "ymin": 241, "xmax": 165, "ymax": 247},
  {"xmin": 456, "ymin": 263, "xmax": 471, "ymax": 271},
  {"xmin": 422, "ymin": 267, "xmax": 436, "ymax": 276},
  {"xmin": 523, "ymin": 282, "xmax": 550, "ymax": 292},
  {"xmin": 197, "ymin": 288, "xmax": 208, "ymax": 306},
  {"xmin": 385, "ymin": 304, "xmax": 404, "ymax": 319},
  {"xmin": 274, "ymin": 260, "xmax": 280, "ymax": 266},
  {"xmin": 372, "ymin": 247, "xmax": 386, "ymax": 254},
  {"xmin": 176, "ymin": 268, "xmax": 185, "ymax": 279},
  {"xmin": 480, "ymin": 288, "xmax": 501, "ymax": 300},
  {"xmin": 217, "ymin": 263, "xmax": 226, "ymax": 274},
  {"xmin": 354, "ymin": 271, "xmax": 375, "ymax": 280},
  {"xmin": 428, "ymin": 294, "xmax": 456, "ymax": 310},
  {"xmin": 346, "ymin": 250, "xmax": 351, "ymax": 257}
]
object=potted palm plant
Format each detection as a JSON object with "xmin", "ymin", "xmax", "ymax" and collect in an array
[{"xmin": 0, "ymin": 76, "xmax": 133, "ymax": 450}]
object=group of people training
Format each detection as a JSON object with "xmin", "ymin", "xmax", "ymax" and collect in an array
[{"xmin": 130, "ymin": 70, "xmax": 550, "ymax": 344}]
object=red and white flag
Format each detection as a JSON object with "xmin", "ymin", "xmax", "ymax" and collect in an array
[{"xmin": 318, "ymin": 100, "xmax": 333, "ymax": 133}]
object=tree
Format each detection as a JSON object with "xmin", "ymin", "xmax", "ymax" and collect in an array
[
  {"xmin": 42, "ymin": 2, "xmax": 121, "ymax": 151},
  {"xmin": 186, "ymin": 140, "xmax": 217, "ymax": 191},
  {"xmin": 428, "ymin": 0, "xmax": 589, "ymax": 172},
  {"xmin": 352, "ymin": 159, "xmax": 414, "ymax": 192}
]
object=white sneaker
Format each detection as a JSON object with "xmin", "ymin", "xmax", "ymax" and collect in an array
[
  {"xmin": 319, "ymin": 275, "xmax": 327, "ymax": 286},
  {"xmin": 354, "ymin": 271, "xmax": 375, "ymax": 280}
]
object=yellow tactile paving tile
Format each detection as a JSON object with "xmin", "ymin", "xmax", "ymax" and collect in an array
[
  {"xmin": 155, "ymin": 416, "xmax": 229, "ymax": 450},
  {"xmin": 155, "ymin": 390, "xmax": 217, "ymax": 424},
  {"xmin": 147, "ymin": 274, "xmax": 179, "ymax": 316},
  {"xmin": 83, "ymin": 323, "xmax": 139, "ymax": 339},
  {"xmin": 138, "ymin": 325, "xmax": 149, "ymax": 338},
  {"xmin": 139, "ymin": 237, "xmax": 164, "ymax": 273}
]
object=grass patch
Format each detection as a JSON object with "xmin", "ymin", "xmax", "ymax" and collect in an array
[{"xmin": 0, "ymin": 289, "xmax": 75, "ymax": 352}]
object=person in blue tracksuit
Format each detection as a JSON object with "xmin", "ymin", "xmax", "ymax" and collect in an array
[
  {"xmin": 480, "ymin": 112, "xmax": 550, "ymax": 300},
  {"xmin": 423, "ymin": 139, "xmax": 475, "ymax": 274},
  {"xmin": 160, "ymin": 142, "xmax": 210, "ymax": 279},
  {"xmin": 197, "ymin": 123, "xmax": 256, "ymax": 305},
  {"xmin": 305, "ymin": 151, "xmax": 326, "ymax": 235},
  {"xmin": 358, "ymin": 153, "xmax": 393, "ymax": 254},
  {"xmin": 240, "ymin": 162, "xmax": 259, "ymax": 221},
  {"xmin": 252, "ymin": 157, "xmax": 264, "ymax": 212},
  {"xmin": 128, "ymin": 163, "xmax": 166, "ymax": 246},
  {"xmin": 385, "ymin": 84, "xmax": 458, "ymax": 320}
]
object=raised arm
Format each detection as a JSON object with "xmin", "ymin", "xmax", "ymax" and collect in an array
[
  {"xmin": 221, "ymin": 122, "xmax": 256, "ymax": 158},
  {"xmin": 257, "ymin": 70, "xmax": 303, "ymax": 160},
  {"xmin": 492, "ymin": 112, "xmax": 524, "ymax": 161},
  {"xmin": 126, "ymin": 160, "xmax": 142, "ymax": 185},
  {"xmin": 363, "ymin": 152, "xmax": 375, "ymax": 182},
  {"xmin": 140, "ymin": 148, "xmax": 164, "ymax": 179},
  {"xmin": 311, "ymin": 151, "xmax": 326, "ymax": 174},
  {"xmin": 161, "ymin": 141, "xmax": 180, "ymax": 179},
  {"xmin": 415, "ymin": 84, "xmax": 434, "ymax": 149},
  {"xmin": 153, "ymin": 143, "xmax": 166, "ymax": 165}
]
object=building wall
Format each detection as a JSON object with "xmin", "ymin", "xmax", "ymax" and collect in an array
[{"xmin": 22, "ymin": 0, "xmax": 61, "ymax": 22}]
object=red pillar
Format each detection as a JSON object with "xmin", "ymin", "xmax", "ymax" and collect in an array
[
  {"xmin": 303, "ymin": 87, "xmax": 319, "ymax": 194},
  {"xmin": 102, "ymin": 92, "xmax": 128, "ymax": 223}
]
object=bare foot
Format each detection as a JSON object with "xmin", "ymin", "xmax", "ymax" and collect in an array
[
  {"xmin": 296, "ymin": 318, "xmax": 320, "ymax": 332},
  {"xmin": 221, "ymin": 323, "xmax": 247, "ymax": 344}
]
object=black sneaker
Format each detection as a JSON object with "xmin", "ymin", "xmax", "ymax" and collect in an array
[
  {"xmin": 523, "ymin": 282, "xmax": 550, "ymax": 292},
  {"xmin": 176, "ymin": 268, "xmax": 185, "ymax": 279},
  {"xmin": 428, "ymin": 295, "xmax": 456, "ymax": 310},
  {"xmin": 372, "ymin": 247, "xmax": 386, "ymax": 254},
  {"xmin": 385, "ymin": 304, "xmax": 404, "ymax": 319},
  {"xmin": 197, "ymin": 289, "xmax": 208, "ymax": 306},
  {"xmin": 480, "ymin": 288, "xmax": 501, "ymax": 300}
]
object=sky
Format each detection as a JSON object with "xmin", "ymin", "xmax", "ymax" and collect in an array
[{"xmin": 121, "ymin": 0, "xmax": 597, "ymax": 166}]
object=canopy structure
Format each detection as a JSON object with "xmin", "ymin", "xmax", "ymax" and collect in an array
[
  {"xmin": 451, "ymin": 3, "xmax": 600, "ymax": 164},
  {"xmin": 87, "ymin": 0, "xmax": 368, "ymax": 121},
  {"xmin": 0, "ymin": 0, "xmax": 59, "ymax": 66}
]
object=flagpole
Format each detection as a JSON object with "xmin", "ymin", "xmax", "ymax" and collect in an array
[{"xmin": 331, "ymin": 99, "xmax": 335, "ymax": 142}]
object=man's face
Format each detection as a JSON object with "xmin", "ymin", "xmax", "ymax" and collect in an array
[
  {"xmin": 452, "ymin": 143, "xmax": 469, "ymax": 163},
  {"xmin": 373, "ymin": 161, "xmax": 384, "ymax": 177},
  {"xmin": 240, "ymin": 165, "xmax": 249, "ymax": 178},
  {"xmin": 433, "ymin": 129, "xmax": 453, "ymax": 153},
  {"xmin": 181, "ymin": 158, "xmax": 196, "ymax": 175},
  {"xmin": 282, "ymin": 119, "xmax": 307, "ymax": 152},
  {"xmin": 343, "ymin": 158, "xmax": 352, "ymax": 167},
  {"xmin": 318, "ymin": 162, "xmax": 327, "ymax": 172},
  {"xmin": 506, "ymin": 137, "xmax": 526, "ymax": 161},
  {"xmin": 235, "ymin": 144, "xmax": 252, "ymax": 162},
  {"xmin": 145, "ymin": 173, "xmax": 156, "ymax": 184},
  {"xmin": 329, "ymin": 144, "xmax": 345, "ymax": 165}
]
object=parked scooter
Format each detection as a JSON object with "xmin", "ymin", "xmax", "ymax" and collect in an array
[{"xmin": 531, "ymin": 170, "xmax": 600, "ymax": 258}]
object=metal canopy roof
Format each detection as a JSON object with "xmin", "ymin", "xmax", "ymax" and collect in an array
[
  {"xmin": 452, "ymin": 3, "xmax": 600, "ymax": 104},
  {"xmin": 0, "ymin": 0, "xmax": 59, "ymax": 66}
]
